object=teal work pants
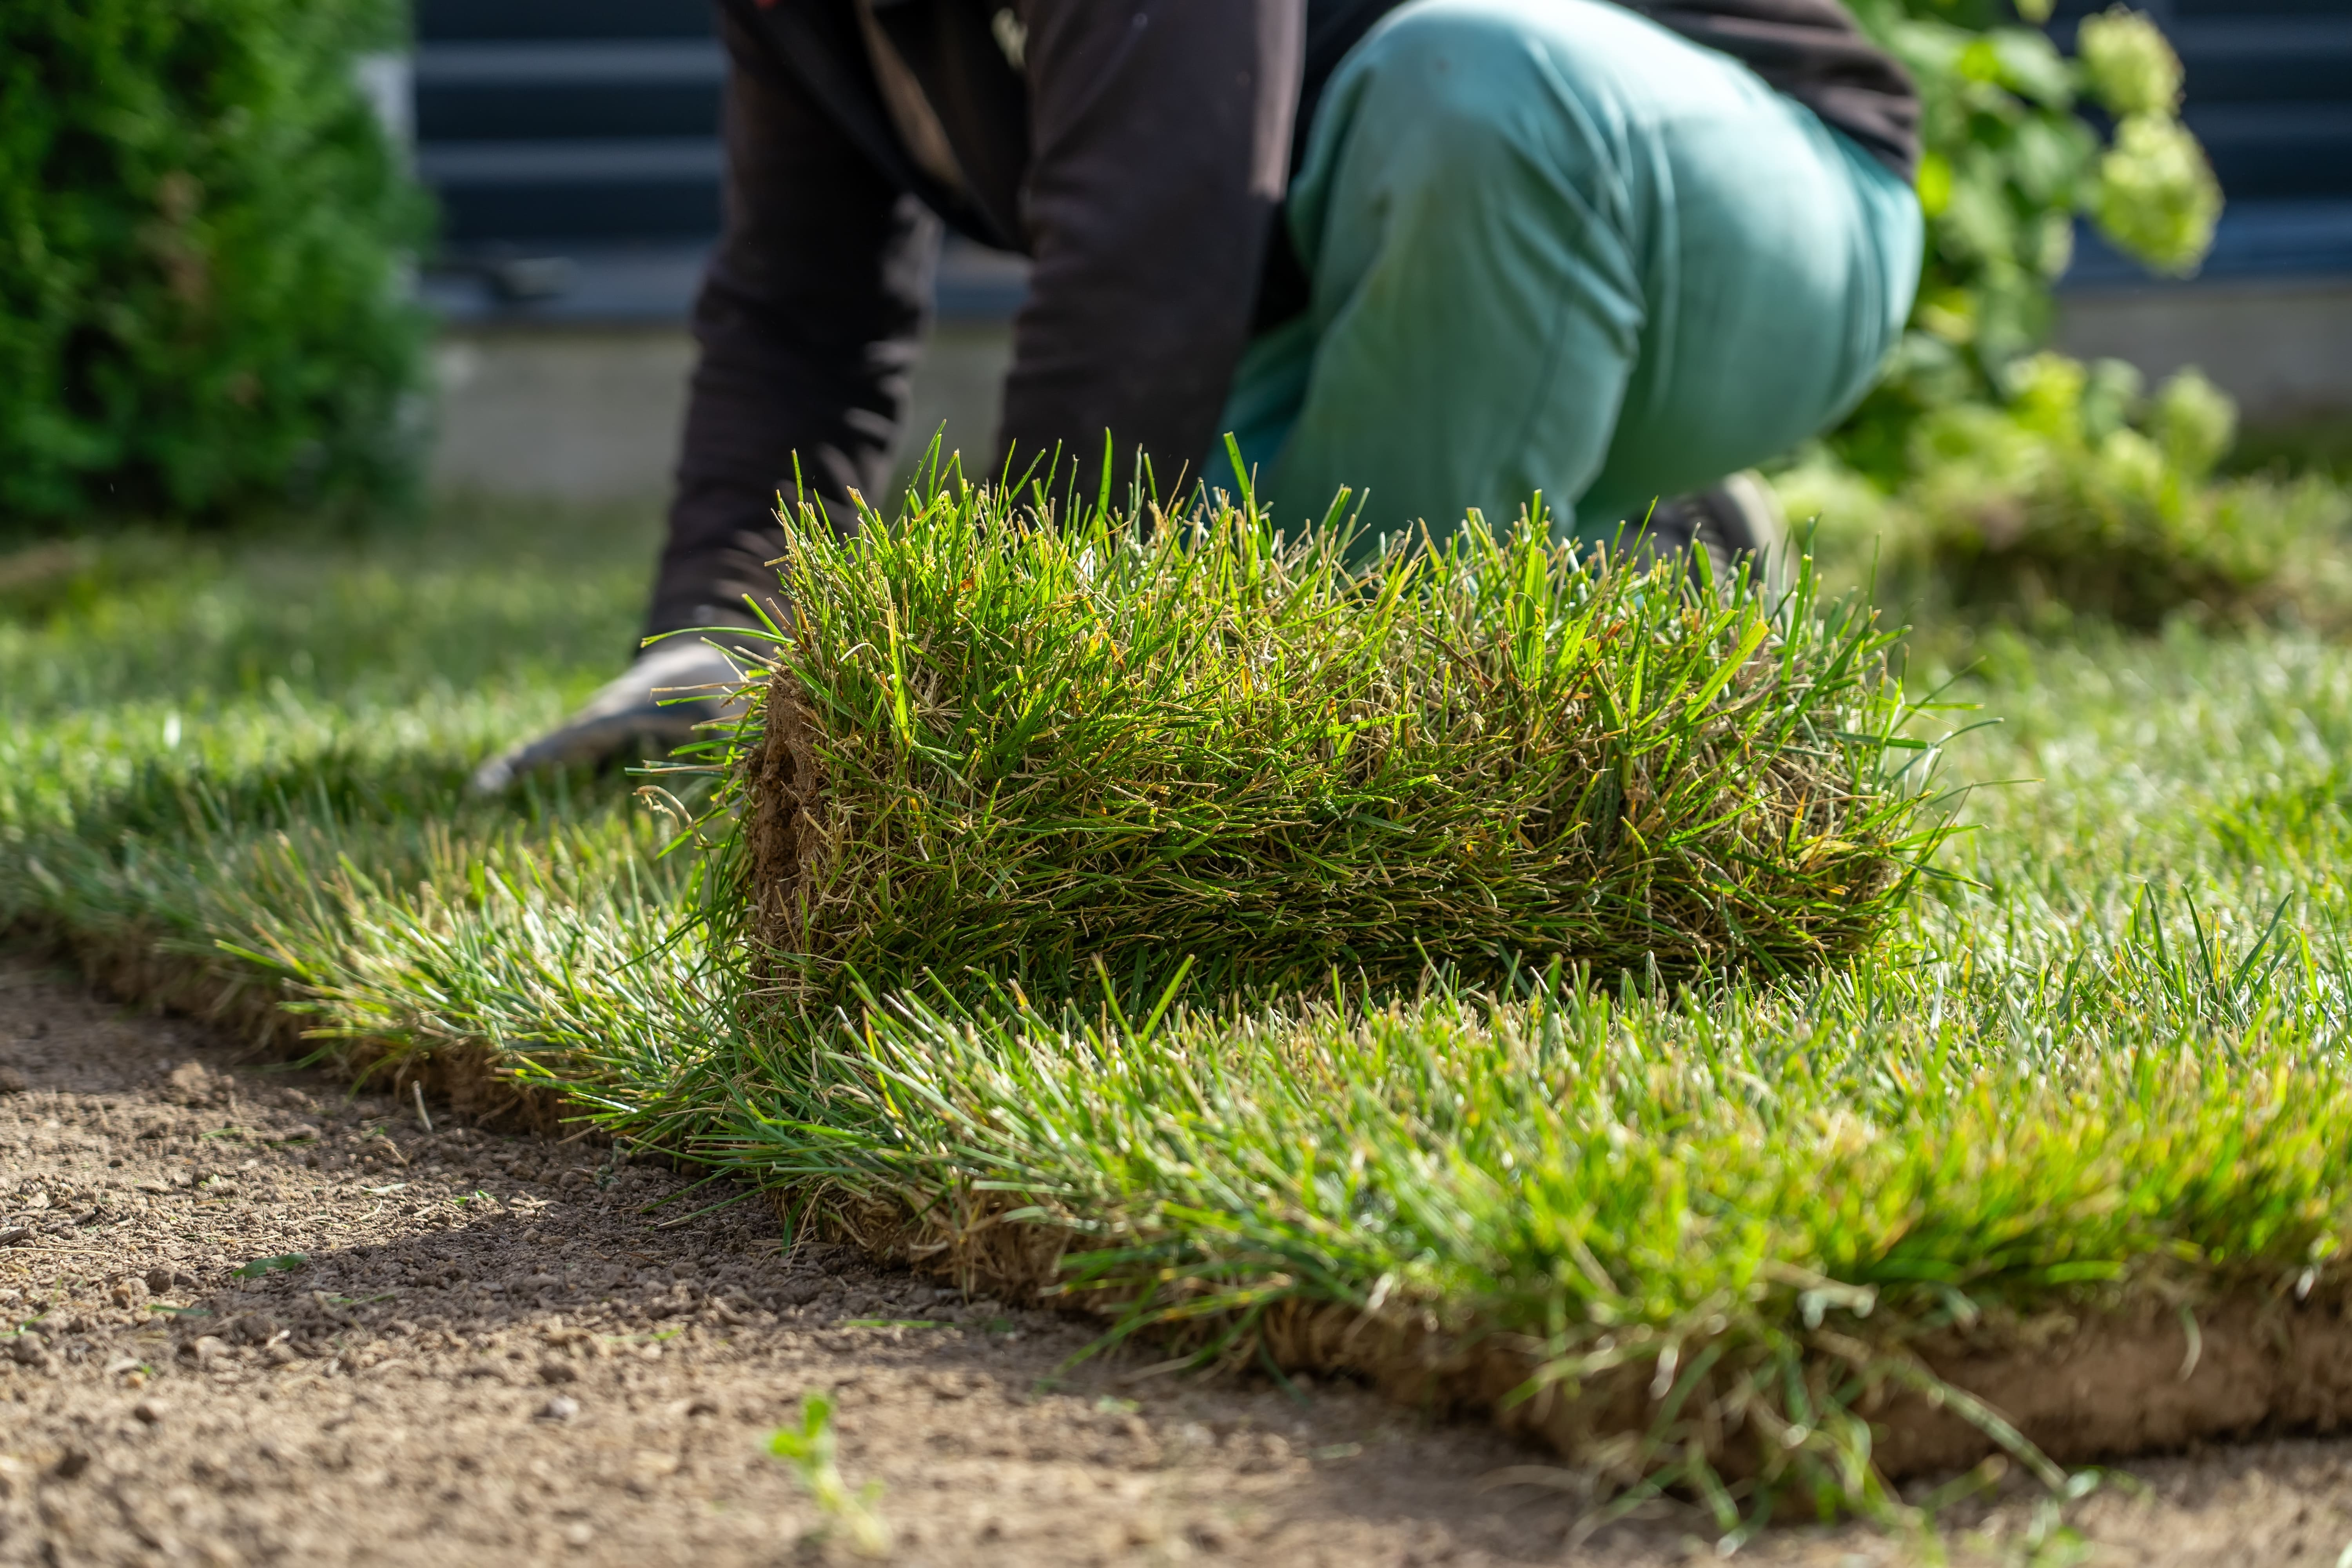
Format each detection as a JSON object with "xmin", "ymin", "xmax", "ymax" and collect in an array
[{"xmin": 1214, "ymin": 0, "xmax": 1924, "ymax": 551}]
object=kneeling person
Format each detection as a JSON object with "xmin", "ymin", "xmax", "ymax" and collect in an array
[{"xmin": 476, "ymin": 0, "xmax": 1922, "ymax": 790}]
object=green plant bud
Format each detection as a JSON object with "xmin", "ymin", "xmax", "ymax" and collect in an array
[
  {"xmin": 2091, "ymin": 114, "xmax": 2221, "ymax": 276},
  {"xmin": 2079, "ymin": 357, "xmax": 2145, "ymax": 445},
  {"xmin": 2095, "ymin": 427, "xmax": 2169, "ymax": 506},
  {"xmin": 1915, "ymin": 151, "xmax": 1955, "ymax": 219},
  {"xmin": 1958, "ymin": 36, "xmax": 2005, "ymax": 85},
  {"xmin": 2031, "ymin": 210, "xmax": 2077, "ymax": 282},
  {"xmin": 2078, "ymin": 7, "xmax": 2183, "ymax": 118},
  {"xmin": 2007, "ymin": 352, "xmax": 2089, "ymax": 448},
  {"xmin": 2150, "ymin": 368, "xmax": 2238, "ymax": 481}
]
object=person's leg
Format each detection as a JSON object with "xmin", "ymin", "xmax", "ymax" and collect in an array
[
  {"xmin": 1233, "ymin": 0, "xmax": 1659, "ymax": 550},
  {"xmin": 1214, "ymin": 0, "xmax": 1920, "ymax": 553},
  {"xmin": 1572, "ymin": 115, "xmax": 1922, "ymax": 535},
  {"xmin": 1213, "ymin": 314, "xmax": 1319, "ymax": 511}
]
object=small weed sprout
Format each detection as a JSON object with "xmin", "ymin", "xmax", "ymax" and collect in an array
[{"xmin": 767, "ymin": 1393, "xmax": 889, "ymax": 1557}]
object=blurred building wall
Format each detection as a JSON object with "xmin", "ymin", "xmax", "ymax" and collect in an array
[
  {"xmin": 429, "ymin": 321, "xmax": 1014, "ymax": 502},
  {"xmin": 2060, "ymin": 281, "xmax": 2352, "ymax": 426}
]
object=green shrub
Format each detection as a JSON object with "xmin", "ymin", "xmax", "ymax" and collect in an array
[
  {"xmin": 0, "ymin": 0, "xmax": 428, "ymax": 526},
  {"xmin": 702, "ymin": 480, "xmax": 1949, "ymax": 1016},
  {"xmin": 1836, "ymin": 3, "xmax": 2221, "ymax": 485},
  {"xmin": 1786, "ymin": 5, "xmax": 2342, "ymax": 626}
]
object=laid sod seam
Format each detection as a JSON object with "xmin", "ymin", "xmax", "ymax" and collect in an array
[{"xmin": 13, "ymin": 497, "xmax": 2352, "ymax": 1538}]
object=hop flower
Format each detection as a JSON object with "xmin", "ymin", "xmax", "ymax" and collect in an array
[
  {"xmin": 2091, "ymin": 114, "xmax": 2221, "ymax": 277},
  {"xmin": 2077, "ymin": 7, "xmax": 2183, "ymax": 118},
  {"xmin": 2007, "ymin": 352, "xmax": 2089, "ymax": 448},
  {"xmin": 2151, "ymin": 368, "xmax": 2237, "ymax": 481},
  {"xmin": 2094, "ymin": 427, "xmax": 2170, "ymax": 508}
]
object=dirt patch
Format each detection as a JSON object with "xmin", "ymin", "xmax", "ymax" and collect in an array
[
  {"xmin": 0, "ymin": 953, "xmax": 1616, "ymax": 1567},
  {"xmin": 9, "ymin": 953, "xmax": 2352, "ymax": 1567}
]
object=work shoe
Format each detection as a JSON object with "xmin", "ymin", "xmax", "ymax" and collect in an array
[
  {"xmin": 467, "ymin": 635, "xmax": 756, "ymax": 796},
  {"xmin": 1635, "ymin": 470, "xmax": 1791, "ymax": 597}
]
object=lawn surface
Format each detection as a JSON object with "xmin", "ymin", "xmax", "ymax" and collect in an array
[{"xmin": 7, "ymin": 497, "xmax": 2352, "ymax": 1532}]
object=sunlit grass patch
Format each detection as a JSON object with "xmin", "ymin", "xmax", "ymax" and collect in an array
[
  {"xmin": 0, "ymin": 497, "xmax": 671, "ymax": 1059},
  {"xmin": 7, "ymin": 488, "xmax": 2352, "ymax": 1533}
]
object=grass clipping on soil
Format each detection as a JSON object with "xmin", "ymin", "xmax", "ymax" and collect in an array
[{"xmin": 712, "ymin": 483, "xmax": 1946, "ymax": 1013}]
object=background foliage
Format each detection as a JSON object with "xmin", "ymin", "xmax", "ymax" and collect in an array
[
  {"xmin": 1838, "ymin": 1, "xmax": 2221, "ymax": 483},
  {"xmin": 0, "ymin": 0, "xmax": 428, "ymax": 527},
  {"xmin": 1784, "ymin": 3, "xmax": 2351, "ymax": 627}
]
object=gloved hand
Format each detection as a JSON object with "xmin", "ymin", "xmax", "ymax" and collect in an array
[{"xmin": 468, "ymin": 635, "xmax": 757, "ymax": 795}]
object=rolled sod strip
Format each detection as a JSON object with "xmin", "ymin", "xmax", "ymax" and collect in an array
[{"xmin": 708, "ymin": 487, "xmax": 1949, "ymax": 1013}]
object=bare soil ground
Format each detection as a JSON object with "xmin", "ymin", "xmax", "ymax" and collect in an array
[{"xmin": 4, "ymin": 952, "xmax": 2350, "ymax": 1567}]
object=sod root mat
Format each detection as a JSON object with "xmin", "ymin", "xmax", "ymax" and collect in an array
[{"xmin": 9, "ymin": 492, "xmax": 2352, "ymax": 1539}]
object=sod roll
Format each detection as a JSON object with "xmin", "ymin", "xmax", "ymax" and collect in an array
[{"xmin": 712, "ymin": 487, "xmax": 1944, "ymax": 1011}]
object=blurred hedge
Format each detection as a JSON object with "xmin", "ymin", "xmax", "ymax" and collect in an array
[{"xmin": 0, "ymin": 0, "xmax": 429, "ymax": 526}]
